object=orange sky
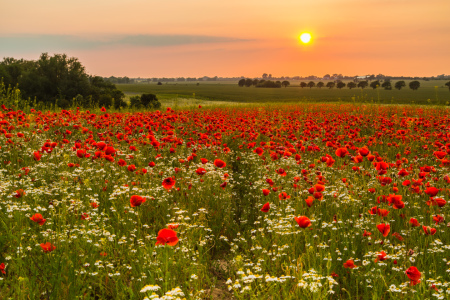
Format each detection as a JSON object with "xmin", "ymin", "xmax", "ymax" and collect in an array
[{"xmin": 1, "ymin": 0, "xmax": 449, "ymax": 77}]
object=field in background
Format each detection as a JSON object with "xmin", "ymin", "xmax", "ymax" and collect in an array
[{"xmin": 118, "ymin": 80, "xmax": 450, "ymax": 106}]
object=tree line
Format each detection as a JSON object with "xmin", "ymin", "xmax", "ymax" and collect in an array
[
  {"xmin": 0, "ymin": 53, "xmax": 131, "ymax": 109},
  {"xmin": 237, "ymin": 79, "xmax": 445, "ymax": 91}
]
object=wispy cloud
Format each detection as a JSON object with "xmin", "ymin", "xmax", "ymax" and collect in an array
[{"xmin": 0, "ymin": 34, "xmax": 249, "ymax": 53}]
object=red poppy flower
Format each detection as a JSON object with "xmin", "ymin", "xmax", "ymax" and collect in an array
[
  {"xmin": 14, "ymin": 189, "xmax": 25, "ymax": 198},
  {"xmin": 214, "ymin": 159, "xmax": 226, "ymax": 168},
  {"xmin": 118, "ymin": 159, "xmax": 127, "ymax": 166},
  {"xmin": 91, "ymin": 202, "xmax": 99, "ymax": 208},
  {"xmin": 424, "ymin": 187, "xmax": 439, "ymax": 197},
  {"xmin": 276, "ymin": 168, "xmax": 287, "ymax": 176},
  {"xmin": 148, "ymin": 161, "xmax": 156, "ymax": 167},
  {"xmin": 33, "ymin": 151, "xmax": 41, "ymax": 161},
  {"xmin": 335, "ymin": 147, "xmax": 348, "ymax": 158},
  {"xmin": 434, "ymin": 151, "xmax": 446, "ymax": 159},
  {"xmin": 279, "ymin": 192, "xmax": 291, "ymax": 200},
  {"xmin": 127, "ymin": 165, "xmax": 136, "ymax": 172},
  {"xmin": 423, "ymin": 225, "xmax": 437, "ymax": 235},
  {"xmin": 254, "ymin": 147, "xmax": 264, "ymax": 156},
  {"xmin": 408, "ymin": 218, "xmax": 420, "ymax": 227},
  {"xmin": 358, "ymin": 147, "xmax": 370, "ymax": 157},
  {"xmin": 30, "ymin": 213, "xmax": 46, "ymax": 225},
  {"xmin": 405, "ymin": 266, "xmax": 421, "ymax": 286},
  {"xmin": 377, "ymin": 208, "xmax": 390, "ymax": 217},
  {"xmin": 426, "ymin": 198, "xmax": 446, "ymax": 207},
  {"xmin": 314, "ymin": 184, "xmax": 325, "ymax": 192},
  {"xmin": 363, "ymin": 230, "xmax": 372, "ymax": 237},
  {"xmin": 155, "ymin": 228, "xmax": 179, "ymax": 246},
  {"xmin": 261, "ymin": 202, "xmax": 270, "ymax": 212},
  {"xmin": 130, "ymin": 195, "xmax": 146, "ymax": 207},
  {"xmin": 40, "ymin": 242, "xmax": 56, "ymax": 253},
  {"xmin": 76, "ymin": 149, "xmax": 86, "ymax": 158},
  {"xmin": 81, "ymin": 213, "xmax": 89, "ymax": 220},
  {"xmin": 162, "ymin": 177, "xmax": 175, "ymax": 190},
  {"xmin": 0, "ymin": 263, "xmax": 5, "ymax": 274},
  {"xmin": 200, "ymin": 158, "xmax": 208, "ymax": 164},
  {"xmin": 377, "ymin": 223, "xmax": 390, "ymax": 237},
  {"xmin": 305, "ymin": 196, "xmax": 314, "ymax": 207},
  {"xmin": 343, "ymin": 259, "xmax": 356, "ymax": 269},
  {"xmin": 433, "ymin": 214, "xmax": 444, "ymax": 224},
  {"xmin": 294, "ymin": 216, "xmax": 311, "ymax": 228},
  {"xmin": 375, "ymin": 251, "xmax": 388, "ymax": 262},
  {"xmin": 196, "ymin": 168, "xmax": 207, "ymax": 176},
  {"xmin": 262, "ymin": 189, "xmax": 270, "ymax": 196}
]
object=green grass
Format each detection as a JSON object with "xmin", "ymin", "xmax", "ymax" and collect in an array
[{"xmin": 118, "ymin": 80, "xmax": 450, "ymax": 106}]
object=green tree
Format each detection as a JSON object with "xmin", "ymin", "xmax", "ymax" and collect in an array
[
  {"xmin": 326, "ymin": 82, "xmax": 335, "ymax": 89},
  {"xmin": 238, "ymin": 79, "xmax": 246, "ymax": 87},
  {"xmin": 357, "ymin": 81, "xmax": 368, "ymax": 89},
  {"xmin": 336, "ymin": 81, "xmax": 346, "ymax": 89},
  {"xmin": 347, "ymin": 82, "xmax": 357, "ymax": 89},
  {"xmin": 381, "ymin": 81, "xmax": 392, "ymax": 90},
  {"xmin": 317, "ymin": 82, "xmax": 324, "ymax": 88},
  {"xmin": 281, "ymin": 80, "xmax": 290, "ymax": 88},
  {"xmin": 244, "ymin": 78, "xmax": 253, "ymax": 87},
  {"xmin": 409, "ymin": 81, "xmax": 420, "ymax": 91},
  {"xmin": 252, "ymin": 79, "xmax": 259, "ymax": 86},
  {"xmin": 141, "ymin": 93, "xmax": 161, "ymax": 109},
  {"xmin": 370, "ymin": 80, "xmax": 380, "ymax": 89},
  {"xmin": 300, "ymin": 82, "xmax": 307, "ymax": 88},
  {"xmin": 307, "ymin": 81, "xmax": 315, "ymax": 89},
  {"xmin": 445, "ymin": 81, "xmax": 450, "ymax": 90},
  {"xmin": 395, "ymin": 81, "xmax": 406, "ymax": 90}
]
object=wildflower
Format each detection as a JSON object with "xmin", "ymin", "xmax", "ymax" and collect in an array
[
  {"xmin": 343, "ymin": 260, "xmax": 356, "ymax": 269},
  {"xmin": 30, "ymin": 213, "xmax": 46, "ymax": 226},
  {"xmin": 40, "ymin": 242, "xmax": 56, "ymax": 253},
  {"xmin": 155, "ymin": 229, "xmax": 179, "ymax": 246},
  {"xmin": 409, "ymin": 218, "xmax": 420, "ymax": 227},
  {"xmin": 405, "ymin": 266, "xmax": 421, "ymax": 286},
  {"xmin": 162, "ymin": 177, "xmax": 175, "ymax": 190},
  {"xmin": 295, "ymin": 216, "xmax": 311, "ymax": 228},
  {"xmin": 130, "ymin": 195, "xmax": 146, "ymax": 207},
  {"xmin": 261, "ymin": 202, "xmax": 270, "ymax": 213},
  {"xmin": 214, "ymin": 159, "xmax": 226, "ymax": 168},
  {"xmin": 376, "ymin": 223, "xmax": 390, "ymax": 237}
]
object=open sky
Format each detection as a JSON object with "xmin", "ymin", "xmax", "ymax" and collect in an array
[{"xmin": 1, "ymin": 0, "xmax": 449, "ymax": 78}]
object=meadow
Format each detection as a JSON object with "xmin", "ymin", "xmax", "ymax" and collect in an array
[
  {"xmin": 1, "ymin": 101, "xmax": 450, "ymax": 299},
  {"xmin": 118, "ymin": 80, "xmax": 450, "ymax": 106}
]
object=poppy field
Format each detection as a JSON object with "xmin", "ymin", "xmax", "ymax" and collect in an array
[{"xmin": 1, "ymin": 103, "xmax": 450, "ymax": 299}]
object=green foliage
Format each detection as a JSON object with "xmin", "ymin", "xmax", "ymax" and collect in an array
[
  {"xmin": 409, "ymin": 80, "xmax": 420, "ymax": 91},
  {"xmin": 336, "ymin": 81, "xmax": 346, "ymax": 89},
  {"xmin": 255, "ymin": 80, "xmax": 281, "ymax": 88},
  {"xmin": 445, "ymin": 81, "xmax": 450, "ymax": 90},
  {"xmin": 238, "ymin": 79, "xmax": 245, "ymax": 87},
  {"xmin": 382, "ymin": 81, "xmax": 392, "ymax": 90},
  {"xmin": 300, "ymin": 82, "xmax": 307, "ymax": 88},
  {"xmin": 347, "ymin": 82, "xmax": 357, "ymax": 89},
  {"xmin": 0, "ymin": 53, "xmax": 126, "ymax": 109},
  {"xmin": 281, "ymin": 80, "xmax": 290, "ymax": 88},
  {"xmin": 141, "ymin": 93, "xmax": 161, "ymax": 108},
  {"xmin": 326, "ymin": 81, "xmax": 335, "ymax": 89},
  {"xmin": 370, "ymin": 80, "xmax": 380, "ymax": 89},
  {"xmin": 357, "ymin": 81, "xmax": 368, "ymax": 89},
  {"xmin": 307, "ymin": 81, "xmax": 315, "ymax": 89},
  {"xmin": 131, "ymin": 94, "xmax": 161, "ymax": 109},
  {"xmin": 395, "ymin": 81, "xmax": 406, "ymax": 90}
]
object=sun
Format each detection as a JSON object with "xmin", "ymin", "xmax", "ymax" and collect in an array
[{"xmin": 300, "ymin": 33, "xmax": 312, "ymax": 44}]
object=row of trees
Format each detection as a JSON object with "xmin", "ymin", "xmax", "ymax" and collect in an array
[
  {"xmin": 239, "ymin": 79, "xmax": 427, "ymax": 91},
  {"xmin": 238, "ymin": 78, "xmax": 290, "ymax": 88},
  {"xmin": 298, "ymin": 80, "xmax": 421, "ymax": 90},
  {"xmin": 0, "ymin": 53, "xmax": 127, "ymax": 108}
]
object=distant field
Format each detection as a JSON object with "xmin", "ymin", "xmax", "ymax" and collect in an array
[{"xmin": 118, "ymin": 80, "xmax": 450, "ymax": 105}]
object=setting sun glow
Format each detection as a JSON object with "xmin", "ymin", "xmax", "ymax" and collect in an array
[{"xmin": 300, "ymin": 33, "xmax": 312, "ymax": 44}]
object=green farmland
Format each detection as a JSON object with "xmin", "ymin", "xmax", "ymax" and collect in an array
[{"xmin": 118, "ymin": 80, "xmax": 450, "ymax": 106}]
